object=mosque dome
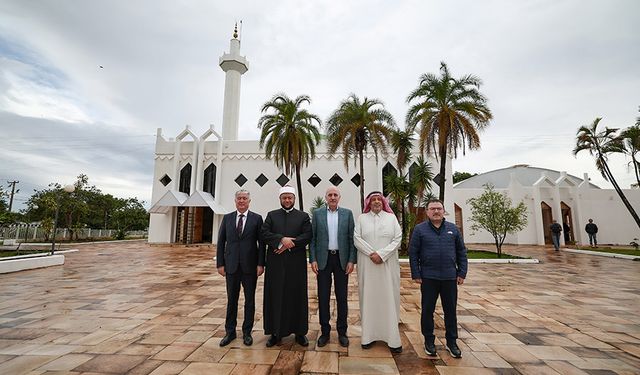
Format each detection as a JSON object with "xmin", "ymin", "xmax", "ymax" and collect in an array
[{"xmin": 453, "ymin": 164, "xmax": 601, "ymax": 189}]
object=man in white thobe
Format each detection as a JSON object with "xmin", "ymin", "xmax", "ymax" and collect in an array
[{"xmin": 354, "ymin": 191, "xmax": 403, "ymax": 353}]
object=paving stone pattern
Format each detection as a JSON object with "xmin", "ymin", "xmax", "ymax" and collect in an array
[{"xmin": 0, "ymin": 241, "xmax": 638, "ymax": 374}]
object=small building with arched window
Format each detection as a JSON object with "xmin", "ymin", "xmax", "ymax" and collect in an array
[{"xmin": 452, "ymin": 165, "xmax": 640, "ymax": 246}]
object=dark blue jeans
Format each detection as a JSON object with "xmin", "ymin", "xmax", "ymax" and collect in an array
[
  {"xmin": 588, "ymin": 233, "xmax": 597, "ymax": 246},
  {"xmin": 421, "ymin": 278, "xmax": 458, "ymax": 345},
  {"xmin": 552, "ymin": 233, "xmax": 561, "ymax": 250}
]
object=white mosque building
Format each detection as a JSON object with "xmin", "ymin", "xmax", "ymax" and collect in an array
[
  {"xmin": 147, "ymin": 29, "xmax": 450, "ymax": 245},
  {"xmin": 148, "ymin": 29, "xmax": 640, "ymax": 246},
  {"xmin": 452, "ymin": 165, "xmax": 640, "ymax": 246}
]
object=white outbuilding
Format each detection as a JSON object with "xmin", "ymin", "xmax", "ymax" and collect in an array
[{"xmin": 452, "ymin": 165, "xmax": 640, "ymax": 246}]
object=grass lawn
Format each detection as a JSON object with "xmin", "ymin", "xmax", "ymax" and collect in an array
[
  {"xmin": 571, "ymin": 246, "xmax": 640, "ymax": 256},
  {"xmin": 400, "ymin": 250, "xmax": 525, "ymax": 259},
  {"xmin": 0, "ymin": 249, "xmax": 52, "ymax": 258},
  {"xmin": 467, "ymin": 250, "xmax": 523, "ymax": 259}
]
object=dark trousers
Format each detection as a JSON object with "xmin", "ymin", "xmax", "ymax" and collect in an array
[
  {"xmin": 421, "ymin": 278, "xmax": 458, "ymax": 345},
  {"xmin": 224, "ymin": 266, "xmax": 257, "ymax": 335},
  {"xmin": 317, "ymin": 252, "xmax": 348, "ymax": 336},
  {"xmin": 588, "ymin": 233, "xmax": 597, "ymax": 246}
]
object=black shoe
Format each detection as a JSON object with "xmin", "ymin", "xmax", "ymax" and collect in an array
[
  {"xmin": 361, "ymin": 342, "xmax": 373, "ymax": 349},
  {"xmin": 243, "ymin": 333, "xmax": 253, "ymax": 346},
  {"xmin": 219, "ymin": 333, "xmax": 236, "ymax": 347},
  {"xmin": 447, "ymin": 342, "xmax": 462, "ymax": 358},
  {"xmin": 338, "ymin": 335, "xmax": 349, "ymax": 347},
  {"xmin": 317, "ymin": 335, "xmax": 329, "ymax": 347},
  {"xmin": 295, "ymin": 335, "xmax": 309, "ymax": 346},
  {"xmin": 424, "ymin": 342, "xmax": 437, "ymax": 356},
  {"xmin": 266, "ymin": 335, "xmax": 280, "ymax": 347},
  {"xmin": 390, "ymin": 346, "xmax": 402, "ymax": 353}
]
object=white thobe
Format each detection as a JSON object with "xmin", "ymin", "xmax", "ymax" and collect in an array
[{"xmin": 354, "ymin": 210, "xmax": 402, "ymax": 347}]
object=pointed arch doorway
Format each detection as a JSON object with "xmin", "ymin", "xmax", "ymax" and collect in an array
[
  {"xmin": 561, "ymin": 201, "xmax": 574, "ymax": 244},
  {"xmin": 541, "ymin": 201, "xmax": 553, "ymax": 244}
]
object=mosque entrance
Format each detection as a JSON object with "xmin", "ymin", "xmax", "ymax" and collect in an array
[
  {"xmin": 541, "ymin": 201, "xmax": 553, "ymax": 244},
  {"xmin": 454, "ymin": 204, "xmax": 464, "ymax": 238},
  {"xmin": 561, "ymin": 202, "xmax": 574, "ymax": 244},
  {"xmin": 175, "ymin": 207, "xmax": 214, "ymax": 244}
]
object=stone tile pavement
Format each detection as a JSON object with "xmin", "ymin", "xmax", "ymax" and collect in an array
[{"xmin": 0, "ymin": 241, "xmax": 638, "ymax": 374}]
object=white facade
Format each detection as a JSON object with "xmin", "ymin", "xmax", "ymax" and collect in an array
[
  {"xmin": 452, "ymin": 165, "xmax": 640, "ymax": 246},
  {"xmin": 147, "ymin": 29, "xmax": 449, "ymax": 244},
  {"xmin": 148, "ymin": 130, "xmax": 448, "ymax": 244}
]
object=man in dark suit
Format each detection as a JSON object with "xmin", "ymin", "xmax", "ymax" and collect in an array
[
  {"xmin": 217, "ymin": 189, "xmax": 265, "ymax": 347},
  {"xmin": 310, "ymin": 186, "xmax": 356, "ymax": 348}
]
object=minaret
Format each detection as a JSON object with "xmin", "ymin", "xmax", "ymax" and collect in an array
[{"xmin": 219, "ymin": 23, "xmax": 249, "ymax": 140}]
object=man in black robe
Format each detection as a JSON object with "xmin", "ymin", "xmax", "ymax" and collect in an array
[{"xmin": 261, "ymin": 185, "xmax": 313, "ymax": 347}]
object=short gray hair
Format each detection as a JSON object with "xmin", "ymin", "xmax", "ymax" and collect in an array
[{"xmin": 235, "ymin": 189, "xmax": 250, "ymax": 198}]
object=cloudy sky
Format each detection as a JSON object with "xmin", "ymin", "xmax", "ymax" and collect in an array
[{"xmin": 1, "ymin": 0, "xmax": 638, "ymax": 210}]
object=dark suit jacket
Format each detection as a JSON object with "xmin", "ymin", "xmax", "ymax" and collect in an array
[
  {"xmin": 309, "ymin": 206, "xmax": 356, "ymax": 271},
  {"xmin": 216, "ymin": 210, "xmax": 265, "ymax": 274}
]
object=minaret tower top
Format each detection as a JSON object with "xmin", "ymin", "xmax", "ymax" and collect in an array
[{"xmin": 219, "ymin": 23, "xmax": 249, "ymax": 140}]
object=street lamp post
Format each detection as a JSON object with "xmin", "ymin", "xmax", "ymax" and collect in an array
[{"xmin": 51, "ymin": 184, "xmax": 75, "ymax": 255}]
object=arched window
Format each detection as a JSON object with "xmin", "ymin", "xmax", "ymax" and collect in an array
[
  {"xmin": 179, "ymin": 163, "xmax": 192, "ymax": 193},
  {"xmin": 203, "ymin": 163, "xmax": 216, "ymax": 197},
  {"xmin": 382, "ymin": 162, "xmax": 398, "ymax": 196}
]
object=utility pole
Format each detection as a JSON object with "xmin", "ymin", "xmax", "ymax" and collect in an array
[{"xmin": 7, "ymin": 180, "xmax": 19, "ymax": 212}]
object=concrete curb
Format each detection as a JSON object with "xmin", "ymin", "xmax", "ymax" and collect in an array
[
  {"xmin": 563, "ymin": 248, "xmax": 640, "ymax": 260},
  {"xmin": 0, "ymin": 254, "xmax": 65, "ymax": 274},
  {"xmin": 398, "ymin": 258, "xmax": 539, "ymax": 264}
]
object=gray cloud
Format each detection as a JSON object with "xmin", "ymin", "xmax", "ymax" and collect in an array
[{"xmin": 0, "ymin": 0, "xmax": 638, "ymax": 210}]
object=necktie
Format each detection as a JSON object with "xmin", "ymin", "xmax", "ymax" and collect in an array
[{"xmin": 237, "ymin": 214, "xmax": 244, "ymax": 236}]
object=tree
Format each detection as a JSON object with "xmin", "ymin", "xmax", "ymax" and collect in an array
[
  {"xmin": 23, "ymin": 174, "xmax": 149, "ymax": 232},
  {"xmin": 617, "ymin": 124, "xmax": 640, "ymax": 187},
  {"xmin": 406, "ymin": 62, "xmax": 492, "ymax": 202},
  {"xmin": 410, "ymin": 156, "xmax": 434, "ymax": 212},
  {"xmin": 258, "ymin": 93, "xmax": 322, "ymax": 211},
  {"xmin": 453, "ymin": 171, "xmax": 477, "ymax": 184},
  {"xmin": 467, "ymin": 184, "xmax": 528, "ymax": 257},
  {"xmin": 573, "ymin": 118, "xmax": 640, "ymax": 228},
  {"xmin": 326, "ymin": 94, "xmax": 396, "ymax": 210}
]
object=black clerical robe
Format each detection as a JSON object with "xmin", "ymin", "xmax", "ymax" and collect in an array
[{"xmin": 261, "ymin": 208, "xmax": 313, "ymax": 337}]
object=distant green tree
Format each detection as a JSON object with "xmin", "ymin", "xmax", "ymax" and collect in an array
[
  {"xmin": 258, "ymin": 93, "xmax": 322, "ymax": 211},
  {"xmin": 467, "ymin": 184, "xmax": 528, "ymax": 257},
  {"xmin": 453, "ymin": 171, "xmax": 477, "ymax": 184},
  {"xmin": 112, "ymin": 198, "xmax": 149, "ymax": 231},
  {"xmin": 24, "ymin": 174, "xmax": 149, "ymax": 232}
]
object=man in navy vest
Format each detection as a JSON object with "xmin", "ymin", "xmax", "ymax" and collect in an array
[
  {"xmin": 409, "ymin": 199, "xmax": 467, "ymax": 358},
  {"xmin": 217, "ymin": 189, "xmax": 265, "ymax": 347}
]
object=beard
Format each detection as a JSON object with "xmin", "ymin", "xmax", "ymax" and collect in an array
[{"xmin": 281, "ymin": 202, "xmax": 295, "ymax": 210}]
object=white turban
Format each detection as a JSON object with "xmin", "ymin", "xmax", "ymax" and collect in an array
[{"xmin": 279, "ymin": 185, "xmax": 296, "ymax": 197}]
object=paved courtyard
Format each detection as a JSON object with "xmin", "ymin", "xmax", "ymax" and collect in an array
[{"xmin": 0, "ymin": 241, "xmax": 639, "ymax": 374}]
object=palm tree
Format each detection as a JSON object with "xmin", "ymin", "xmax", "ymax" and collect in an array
[
  {"xmin": 406, "ymin": 62, "xmax": 492, "ymax": 202},
  {"xmin": 617, "ymin": 124, "xmax": 640, "ymax": 187},
  {"xmin": 258, "ymin": 94, "xmax": 322, "ymax": 211},
  {"xmin": 326, "ymin": 94, "xmax": 396, "ymax": 211},
  {"xmin": 410, "ymin": 155, "xmax": 434, "ymax": 213},
  {"xmin": 573, "ymin": 118, "xmax": 640, "ymax": 228},
  {"xmin": 390, "ymin": 129, "xmax": 414, "ymax": 175}
]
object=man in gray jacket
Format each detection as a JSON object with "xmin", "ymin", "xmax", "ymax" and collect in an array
[
  {"xmin": 409, "ymin": 199, "xmax": 468, "ymax": 358},
  {"xmin": 309, "ymin": 186, "xmax": 356, "ymax": 348}
]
